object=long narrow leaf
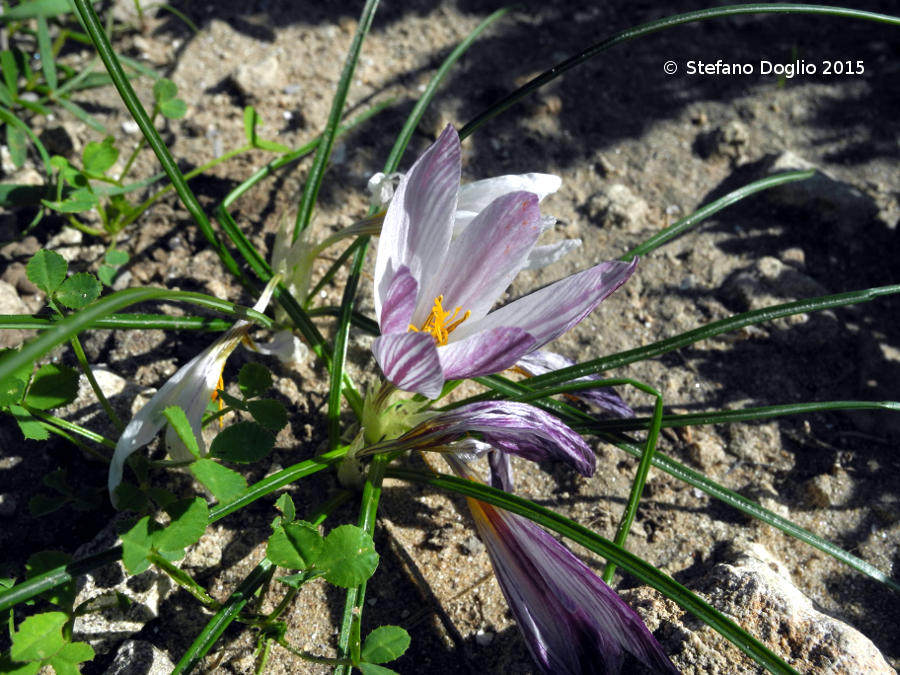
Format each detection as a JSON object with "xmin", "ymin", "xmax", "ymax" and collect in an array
[
  {"xmin": 388, "ymin": 467, "xmax": 799, "ymax": 675},
  {"xmin": 459, "ymin": 4, "xmax": 900, "ymax": 138},
  {"xmin": 473, "ymin": 375, "xmax": 900, "ymax": 594},
  {"xmin": 0, "ymin": 287, "xmax": 272, "ymax": 384},
  {"xmin": 293, "ymin": 0, "xmax": 380, "ymax": 238},
  {"xmin": 619, "ymin": 170, "xmax": 814, "ymax": 261},
  {"xmin": 70, "ymin": 0, "xmax": 245, "ymax": 283}
]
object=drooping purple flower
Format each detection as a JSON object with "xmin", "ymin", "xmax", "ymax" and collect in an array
[
  {"xmin": 379, "ymin": 400, "xmax": 595, "ymax": 479},
  {"xmin": 446, "ymin": 455, "xmax": 679, "ymax": 675},
  {"xmin": 516, "ymin": 349, "xmax": 634, "ymax": 419},
  {"xmin": 372, "ymin": 125, "xmax": 637, "ymax": 398}
]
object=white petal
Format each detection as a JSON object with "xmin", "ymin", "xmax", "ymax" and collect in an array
[
  {"xmin": 523, "ymin": 238, "xmax": 582, "ymax": 270},
  {"xmin": 374, "ymin": 125, "xmax": 460, "ymax": 321}
]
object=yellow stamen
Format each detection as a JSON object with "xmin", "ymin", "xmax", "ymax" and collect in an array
[
  {"xmin": 407, "ymin": 295, "xmax": 471, "ymax": 346},
  {"xmin": 211, "ymin": 372, "xmax": 225, "ymax": 428}
]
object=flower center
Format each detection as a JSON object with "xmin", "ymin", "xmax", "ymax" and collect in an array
[{"xmin": 408, "ymin": 295, "xmax": 470, "ymax": 347}]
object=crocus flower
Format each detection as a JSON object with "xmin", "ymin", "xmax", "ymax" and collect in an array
[
  {"xmin": 108, "ymin": 284, "xmax": 276, "ymax": 505},
  {"xmin": 516, "ymin": 349, "xmax": 634, "ymax": 419},
  {"xmin": 369, "ymin": 400, "xmax": 595, "ymax": 479},
  {"xmin": 369, "ymin": 157, "xmax": 580, "ymax": 272},
  {"xmin": 372, "ymin": 125, "xmax": 637, "ymax": 399},
  {"xmin": 456, "ymin": 470, "xmax": 679, "ymax": 674}
]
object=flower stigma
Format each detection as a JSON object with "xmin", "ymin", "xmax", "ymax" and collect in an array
[{"xmin": 407, "ymin": 295, "xmax": 470, "ymax": 346}]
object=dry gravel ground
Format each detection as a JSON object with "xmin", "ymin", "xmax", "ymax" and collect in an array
[{"xmin": 1, "ymin": 1, "xmax": 899, "ymax": 673}]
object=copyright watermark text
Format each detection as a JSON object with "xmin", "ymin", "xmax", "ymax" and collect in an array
[{"xmin": 663, "ymin": 59, "xmax": 865, "ymax": 78}]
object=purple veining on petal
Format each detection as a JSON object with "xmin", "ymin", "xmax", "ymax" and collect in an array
[
  {"xmin": 439, "ymin": 326, "xmax": 536, "ymax": 382},
  {"xmin": 406, "ymin": 401, "xmax": 594, "ymax": 477},
  {"xmin": 372, "ymin": 331, "xmax": 445, "ymax": 399},
  {"xmin": 454, "ymin": 258, "xmax": 639, "ymax": 348},
  {"xmin": 488, "ymin": 449, "xmax": 514, "ymax": 492},
  {"xmin": 379, "ymin": 265, "xmax": 419, "ymax": 335},
  {"xmin": 422, "ymin": 191, "xmax": 542, "ymax": 322},
  {"xmin": 517, "ymin": 349, "xmax": 634, "ymax": 418},
  {"xmin": 374, "ymin": 125, "xmax": 460, "ymax": 320},
  {"xmin": 467, "ymin": 498, "xmax": 679, "ymax": 675}
]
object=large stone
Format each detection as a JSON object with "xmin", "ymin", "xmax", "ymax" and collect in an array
[{"xmin": 625, "ymin": 543, "xmax": 895, "ymax": 674}]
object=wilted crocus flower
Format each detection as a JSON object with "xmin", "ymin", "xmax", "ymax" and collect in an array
[
  {"xmin": 372, "ymin": 125, "xmax": 637, "ymax": 398},
  {"xmin": 516, "ymin": 349, "xmax": 634, "ymax": 419},
  {"xmin": 442, "ymin": 452, "xmax": 678, "ymax": 675},
  {"xmin": 462, "ymin": 482, "xmax": 678, "ymax": 672},
  {"xmin": 108, "ymin": 284, "xmax": 277, "ymax": 504},
  {"xmin": 367, "ymin": 400, "xmax": 595, "ymax": 478}
]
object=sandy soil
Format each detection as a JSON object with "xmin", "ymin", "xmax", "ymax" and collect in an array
[{"xmin": 1, "ymin": 1, "xmax": 898, "ymax": 673}]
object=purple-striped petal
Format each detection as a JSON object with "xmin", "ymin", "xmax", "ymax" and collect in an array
[
  {"xmin": 517, "ymin": 350, "xmax": 634, "ymax": 418},
  {"xmin": 439, "ymin": 326, "xmax": 536, "ymax": 382},
  {"xmin": 379, "ymin": 265, "xmax": 419, "ymax": 335},
  {"xmin": 453, "ymin": 258, "xmax": 638, "ymax": 349},
  {"xmin": 465, "ymin": 497, "xmax": 679, "ymax": 675},
  {"xmin": 454, "ymin": 173, "xmax": 562, "ymax": 235},
  {"xmin": 372, "ymin": 331, "xmax": 445, "ymax": 399},
  {"xmin": 404, "ymin": 401, "xmax": 594, "ymax": 477},
  {"xmin": 420, "ymin": 191, "xmax": 542, "ymax": 324},
  {"xmin": 488, "ymin": 449, "xmax": 514, "ymax": 492},
  {"xmin": 374, "ymin": 125, "xmax": 460, "ymax": 321}
]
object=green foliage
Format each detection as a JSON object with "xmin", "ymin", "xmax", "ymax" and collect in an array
[
  {"xmin": 357, "ymin": 664, "xmax": 399, "ymax": 675},
  {"xmin": 56, "ymin": 273, "xmax": 101, "ymax": 309},
  {"xmin": 119, "ymin": 497, "xmax": 209, "ymax": 574},
  {"xmin": 209, "ymin": 422, "xmax": 275, "ymax": 463},
  {"xmin": 274, "ymin": 493, "xmax": 296, "ymax": 523},
  {"xmin": 360, "ymin": 626, "xmax": 411, "ymax": 664},
  {"xmin": 163, "ymin": 406, "xmax": 201, "ymax": 459},
  {"xmin": 25, "ymin": 250, "xmax": 67, "ymax": 295},
  {"xmin": 189, "ymin": 458, "xmax": 247, "ymax": 503},
  {"xmin": 153, "ymin": 78, "xmax": 187, "ymax": 119},
  {"xmin": 25, "ymin": 364, "xmax": 79, "ymax": 411},
  {"xmin": 81, "ymin": 137, "xmax": 118, "ymax": 177},
  {"xmin": 155, "ymin": 498, "xmax": 209, "ymax": 553},
  {"xmin": 7, "ymin": 405, "xmax": 48, "ymax": 441},
  {"xmin": 247, "ymin": 399, "xmax": 288, "ymax": 432},
  {"xmin": 28, "ymin": 468, "xmax": 103, "ymax": 517},
  {"xmin": 267, "ymin": 521, "xmax": 323, "ymax": 570},
  {"xmin": 315, "ymin": 525, "xmax": 379, "ymax": 589},
  {"xmin": 5, "ymin": 609, "xmax": 96, "ymax": 674},
  {"xmin": 10, "ymin": 611, "xmax": 68, "ymax": 662},
  {"xmin": 25, "ymin": 552, "xmax": 75, "ymax": 611},
  {"xmin": 97, "ymin": 249, "xmax": 129, "ymax": 286},
  {"xmin": 238, "ymin": 362, "xmax": 272, "ymax": 399}
]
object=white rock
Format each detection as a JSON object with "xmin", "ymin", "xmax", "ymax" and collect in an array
[{"xmin": 104, "ymin": 639, "xmax": 175, "ymax": 675}]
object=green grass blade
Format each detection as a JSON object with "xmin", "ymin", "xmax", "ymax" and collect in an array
[
  {"xmin": 388, "ymin": 467, "xmax": 799, "ymax": 675},
  {"xmin": 0, "ymin": 105, "xmax": 52, "ymax": 175},
  {"xmin": 602, "ymin": 431, "xmax": 900, "ymax": 595},
  {"xmin": 619, "ymin": 170, "xmax": 814, "ymax": 261},
  {"xmin": 603, "ymin": 382, "xmax": 663, "ymax": 582},
  {"xmin": 576, "ymin": 400, "xmax": 900, "ymax": 433},
  {"xmin": 292, "ymin": 0, "xmax": 380, "ymax": 239},
  {"xmin": 54, "ymin": 95, "xmax": 108, "ymax": 133},
  {"xmin": 459, "ymin": 4, "xmax": 900, "ymax": 138},
  {"xmin": 382, "ymin": 7, "xmax": 508, "ymax": 172},
  {"xmin": 0, "ymin": 287, "xmax": 272, "ymax": 383},
  {"xmin": 527, "ymin": 285, "xmax": 900, "ymax": 386},
  {"xmin": 0, "ymin": 446, "xmax": 348, "ymax": 614},
  {"xmin": 37, "ymin": 17, "xmax": 58, "ymax": 91},
  {"xmin": 70, "ymin": 0, "xmax": 244, "ymax": 281},
  {"xmin": 171, "ymin": 559, "xmax": 274, "ymax": 675},
  {"xmin": 470, "ymin": 376, "xmax": 900, "ymax": 594},
  {"xmin": 0, "ymin": 313, "xmax": 234, "ymax": 331}
]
